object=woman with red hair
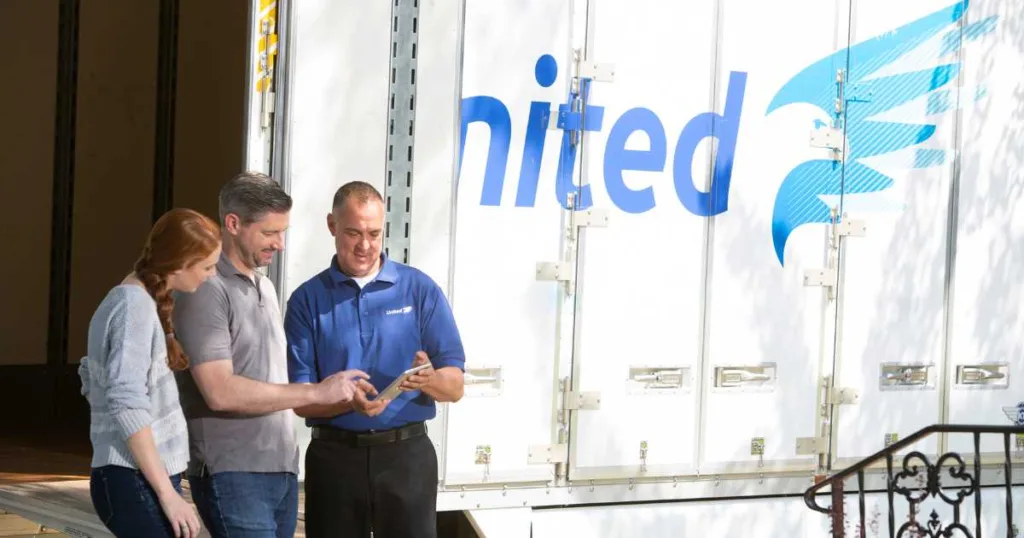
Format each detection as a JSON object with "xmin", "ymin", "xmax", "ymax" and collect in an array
[{"xmin": 79, "ymin": 207, "xmax": 221, "ymax": 538}]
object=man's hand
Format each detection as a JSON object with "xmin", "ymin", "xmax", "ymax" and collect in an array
[
  {"xmin": 401, "ymin": 351, "xmax": 435, "ymax": 392},
  {"xmin": 313, "ymin": 369, "xmax": 369, "ymax": 406},
  {"xmin": 350, "ymin": 379, "xmax": 390, "ymax": 417}
]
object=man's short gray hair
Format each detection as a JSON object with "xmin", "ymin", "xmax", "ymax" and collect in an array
[
  {"xmin": 332, "ymin": 181, "xmax": 384, "ymax": 211},
  {"xmin": 218, "ymin": 171, "xmax": 293, "ymax": 225}
]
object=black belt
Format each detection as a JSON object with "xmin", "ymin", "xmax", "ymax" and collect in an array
[
  {"xmin": 311, "ymin": 422, "xmax": 426, "ymax": 448},
  {"xmin": 186, "ymin": 460, "xmax": 213, "ymax": 478}
]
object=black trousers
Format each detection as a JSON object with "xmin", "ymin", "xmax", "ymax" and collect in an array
[{"xmin": 304, "ymin": 425, "xmax": 438, "ymax": 538}]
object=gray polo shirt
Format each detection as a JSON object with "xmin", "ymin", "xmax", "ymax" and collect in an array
[{"xmin": 172, "ymin": 252, "xmax": 299, "ymax": 475}]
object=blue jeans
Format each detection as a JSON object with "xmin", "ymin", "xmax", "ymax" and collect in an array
[
  {"xmin": 188, "ymin": 471, "xmax": 298, "ymax": 538},
  {"xmin": 90, "ymin": 465, "xmax": 183, "ymax": 538}
]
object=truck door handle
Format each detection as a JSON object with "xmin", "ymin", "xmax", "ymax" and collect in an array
[
  {"xmin": 879, "ymin": 363, "xmax": 934, "ymax": 390},
  {"xmin": 464, "ymin": 367, "xmax": 503, "ymax": 395},
  {"xmin": 628, "ymin": 367, "xmax": 689, "ymax": 390},
  {"xmin": 713, "ymin": 364, "xmax": 777, "ymax": 390},
  {"xmin": 955, "ymin": 363, "xmax": 1009, "ymax": 388}
]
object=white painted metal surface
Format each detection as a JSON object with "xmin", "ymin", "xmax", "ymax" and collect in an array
[
  {"xmin": 526, "ymin": 483, "xmax": 1024, "ymax": 537},
  {"xmin": 278, "ymin": 0, "xmax": 393, "ymax": 479},
  {"xmin": 441, "ymin": 0, "xmax": 574, "ymax": 486},
  {"xmin": 531, "ymin": 497, "xmax": 828, "ymax": 538},
  {"xmin": 268, "ymin": 0, "xmax": 1024, "ymax": 522},
  {"xmin": 567, "ymin": 0, "xmax": 713, "ymax": 482},
  {"xmin": 280, "ymin": 0, "xmax": 392, "ymax": 296},
  {"xmin": 466, "ymin": 508, "xmax": 532, "ymax": 538},
  {"xmin": 946, "ymin": 0, "xmax": 1024, "ymax": 459},
  {"xmin": 831, "ymin": 0, "xmax": 963, "ymax": 468},
  {"xmin": 406, "ymin": 0, "xmax": 468, "ymax": 478},
  {"xmin": 698, "ymin": 0, "xmax": 845, "ymax": 476}
]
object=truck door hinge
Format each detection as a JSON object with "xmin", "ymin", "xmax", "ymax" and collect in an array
[
  {"xmin": 528, "ymin": 443, "xmax": 569, "ymax": 464},
  {"xmin": 574, "ymin": 208, "xmax": 609, "ymax": 228},
  {"xmin": 536, "ymin": 262, "xmax": 573, "ymax": 283},
  {"xmin": 802, "ymin": 210, "xmax": 867, "ymax": 295},
  {"xmin": 803, "ymin": 268, "xmax": 837, "ymax": 289},
  {"xmin": 826, "ymin": 387, "xmax": 860, "ymax": 405},
  {"xmin": 549, "ymin": 49, "xmax": 615, "ymax": 146},
  {"xmin": 564, "ymin": 391, "xmax": 601, "ymax": 411},
  {"xmin": 578, "ymin": 61, "xmax": 616, "ymax": 82},
  {"xmin": 836, "ymin": 218, "xmax": 866, "ymax": 237},
  {"xmin": 536, "ymin": 202, "xmax": 609, "ymax": 294},
  {"xmin": 809, "ymin": 125, "xmax": 844, "ymax": 162},
  {"xmin": 796, "ymin": 436, "xmax": 830, "ymax": 456}
]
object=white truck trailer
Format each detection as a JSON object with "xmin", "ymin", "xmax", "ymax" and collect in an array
[
  {"xmin": 264, "ymin": 0, "xmax": 1024, "ymax": 534},
  {"xmin": 3, "ymin": 0, "xmax": 1024, "ymax": 536}
]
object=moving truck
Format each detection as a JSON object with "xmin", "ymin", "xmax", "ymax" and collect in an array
[{"xmin": 4, "ymin": 0, "xmax": 1024, "ymax": 536}]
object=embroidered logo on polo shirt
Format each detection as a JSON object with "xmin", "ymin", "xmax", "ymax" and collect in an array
[{"xmin": 385, "ymin": 305, "xmax": 413, "ymax": 315}]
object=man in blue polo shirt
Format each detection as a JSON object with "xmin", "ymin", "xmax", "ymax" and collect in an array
[{"xmin": 284, "ymin": 180, "xmax": 466, "ymax": 538}]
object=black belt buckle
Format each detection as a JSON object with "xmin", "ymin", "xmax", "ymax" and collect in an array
[{"xmin": 356, "ymin": 429, "xmax": 395, "ymax": 447}]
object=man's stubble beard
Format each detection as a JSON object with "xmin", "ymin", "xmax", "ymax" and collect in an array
[{"xmin": 236, "ymin": 240, "xmax": 267, "ymax": 270}]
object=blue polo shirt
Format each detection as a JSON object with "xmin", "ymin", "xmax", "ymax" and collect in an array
[{"xmin": 284, "ymin": 254, "xmax": 465, "ymax": 432}]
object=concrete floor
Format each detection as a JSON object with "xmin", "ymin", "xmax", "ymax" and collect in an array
[
  {"xmin": 0, "ymin": 510, "xmax": 64, "ymax": 537},
  {"xmin": 0, "ymin": 432, "xmax": 88, "ymax": 538},
  {"xmin": 0, "ymin": 431, "xmax": 476, "ymax": 538}
]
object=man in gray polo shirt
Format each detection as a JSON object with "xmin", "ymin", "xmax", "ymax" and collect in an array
[{"xmin": 173, "ymin": 172, "xmax": 365, "ymax": 538}]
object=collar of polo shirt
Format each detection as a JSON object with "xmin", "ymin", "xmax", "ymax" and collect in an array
[
  {"xmin": 216, "ymin": 250, "xmax": 242, "ymax": 277},
  {"xmin": 216, "ymin": 250, "xmax": 264, "ymax": 283},
  {"xmin": 327, "ymin": 253, "xmax": 399, "ymax": 286}
]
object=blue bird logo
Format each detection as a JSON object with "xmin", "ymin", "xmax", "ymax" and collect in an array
[{"xmin": 765, "ymin": 1, "xmax": 997, "ymax": 266}]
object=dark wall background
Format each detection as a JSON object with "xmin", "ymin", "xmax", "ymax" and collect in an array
[
  {"xmin": 174, "ymin": 0, "xmax": 249, "ymax": 215},
  {"xmin": 67, "ymin": 0, "xmax": 160, "ymax": 367},
  {"xmin": 1, "ymin": 0, "xmax": 58, "ymax": 370},
  {"xmin": 0, "ymin": 0, "xmax": 249, "ymax": 434}
]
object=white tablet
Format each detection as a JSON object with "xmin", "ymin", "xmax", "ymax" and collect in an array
[{"xmin": 374, "ymin": 363, "xmax": 431, "ymax": 401}]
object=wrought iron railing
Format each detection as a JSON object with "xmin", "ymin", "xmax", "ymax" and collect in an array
[{"xmin": 804, "ymin": 424, "xmax": 1024, "ymax": 538}]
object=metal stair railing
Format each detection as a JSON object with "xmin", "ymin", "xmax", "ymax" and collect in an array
[{"xmin": 804, "ymin": 424, "xmax": 1024, "ymax": 538}]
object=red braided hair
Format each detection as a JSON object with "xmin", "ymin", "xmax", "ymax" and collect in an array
[{"xmin": 133, "ymin": 208, "xmax": 221, "ymax": 371}]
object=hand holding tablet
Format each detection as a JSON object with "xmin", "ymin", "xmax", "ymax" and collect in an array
[{"xmin": 372, "ymin": 351, "xmax": 435, "ymax": 401}]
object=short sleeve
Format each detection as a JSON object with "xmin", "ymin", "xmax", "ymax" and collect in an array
[
  {"xmin": 104, "ymin": 289, "xmax": 159, "ymax": 439},
  {"xmin": 284, "ymin": 289, "xmax": 318, "ymax": 384},
  {"xmin": 172, "ymin": 280, "xmax": 232, "ymax": 367},
  {"xmin": 419, "ymin": 280, "xmax": 466, "ymax": 371}
]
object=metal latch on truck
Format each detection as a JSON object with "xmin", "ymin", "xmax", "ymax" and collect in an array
[
  {"xmin": 796, "ymin": 379, "xmax": 859, "ymax": 456},
  {"xmin": 547, "ymin": 48, "xmax": 616, "ymax": 145},
  {"xmin": 809, "ymin": 68, "xmax": 874, "ymax": 163},
  {"xmin": 802, "ymin": 206, "xmax": 866, "ymax": 301},
  {"xmin": 535, "ymin": 200, "xmax": 609, "ymax": 296},
  {"xmin": 536, "ymin": 48, "xmax": 616, "ymax": 296}
]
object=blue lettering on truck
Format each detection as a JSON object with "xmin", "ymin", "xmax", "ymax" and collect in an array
[
  {"xmin": 458, "ymin": 54, "xmax": 746, "ymax": 218},
  {"xmin": 456, "ymin": 1, "xmax": 997, "ymax": 266}
]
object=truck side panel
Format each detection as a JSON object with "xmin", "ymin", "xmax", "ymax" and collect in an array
[
  {"xmin": 567, "ymin": 0, "xmax": 715, "ymax": 481},
  {"xmin": 833, "ymin": 0, "xmax": 970, "ymax": 466},
  {"xmin": 946, "ymin": 0, "xmax": 1024, "ymax": 458},
  {"xmin": 700, "ymin": 0, "xmax": 847, "ymax": 475},
  {"xmin": 280, "ymin": 0, "xmax": 393, "ymax": 474},
  {"xmin": 442, "ymin": 0, "xmax": 575, "ymax": 487}
]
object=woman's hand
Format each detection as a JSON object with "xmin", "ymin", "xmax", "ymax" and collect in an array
[{"xmin": 158, "ymin": 491, "xmax": 202, "ymax": 538}]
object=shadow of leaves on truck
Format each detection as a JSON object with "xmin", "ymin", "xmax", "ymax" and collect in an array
[
  {"xmin": 819, "ymin": 3, "xmax": 1024, "ymax": 535},
  {"xmin": 955, "ymin": 0, "xmax": 1024, "ymax": 402},
  {"xmin": 709, "ymin": 172, "xmax": 817, "ymax": 466}
]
